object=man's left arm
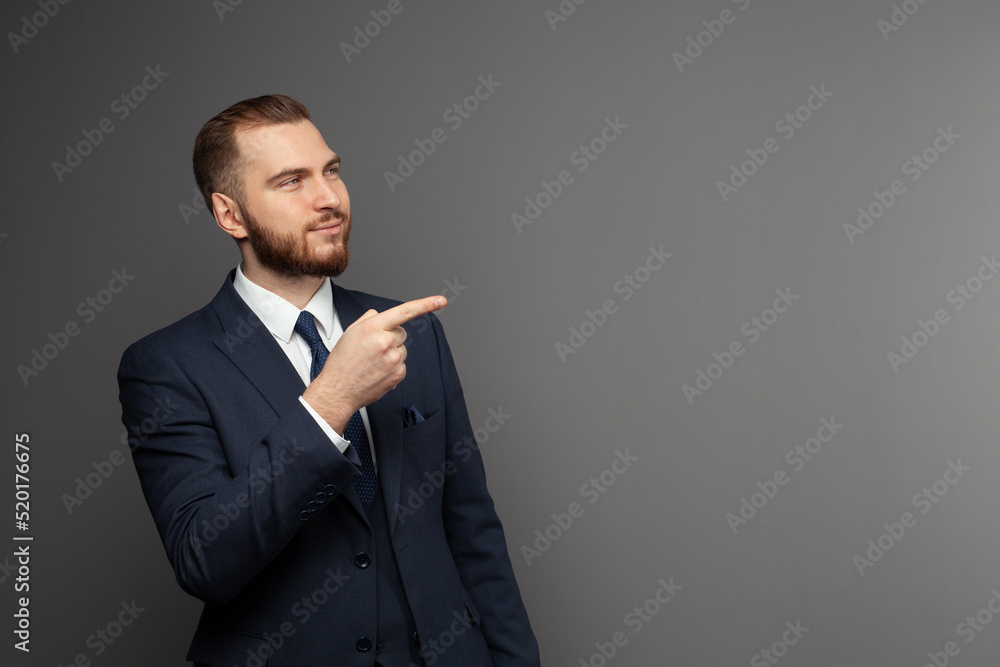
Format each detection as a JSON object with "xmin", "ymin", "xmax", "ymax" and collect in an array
[{"xmin": 430, "ymin": 315, "xmax": 542, "ymax": 666}]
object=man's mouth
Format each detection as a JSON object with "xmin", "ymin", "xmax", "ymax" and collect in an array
[{"xmin": 310, "ymin": 220, "xmax": 343, "ymax": 236}]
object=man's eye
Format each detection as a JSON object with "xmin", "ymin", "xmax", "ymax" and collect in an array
[
  {"xmin": 326, "ymin": 167, "xmax": 339, "ymax": 176},
  {"xmin": 282, "ymin": 178, "xmax": 300, "ymax": 187}
]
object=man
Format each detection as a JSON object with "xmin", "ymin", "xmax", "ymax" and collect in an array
[{"xmin": 118, "ymin": 94, "xmax": 540, "ymax": 666}]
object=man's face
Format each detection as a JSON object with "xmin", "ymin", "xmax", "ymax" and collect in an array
[{"xmin": 233, "ymin": 119, "xmax": 351, "ymax": 277}]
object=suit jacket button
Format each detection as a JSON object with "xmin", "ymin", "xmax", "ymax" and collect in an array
[
  {"xmin": 298, "ymin": 511, "xmax": 310, "ymax": 522},
  {"xmin": 314, "ymin": 491, "xmax": 327, "ymax": 503},
  {"xmin": 354, "ymin": 552, "xmax": 371, "ymax": 569},
  {"xmin": 356, "ymin": 637, "xmax": 373, "ymax": 652},
  {"xmin": 323, "ymin": 483, "xmax": 337, "ymax": 495},
  {"xmin": 306, "ymin": 500, "xmax": 318, "ymax": 512}
]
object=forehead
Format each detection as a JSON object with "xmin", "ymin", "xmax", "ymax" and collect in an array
[{"xmin": 236, "ymin": 120, "xmax": 335, "ymax": 177}]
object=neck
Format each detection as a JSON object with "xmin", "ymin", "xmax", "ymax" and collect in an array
[{"xmin": 240, "ymin": 259, "xmax": 325, "ymax": 310}]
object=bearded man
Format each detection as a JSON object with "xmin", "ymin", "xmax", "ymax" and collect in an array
[{"xmin": 117, "ymin": 94, "xmax": 540, "ymax": 667}]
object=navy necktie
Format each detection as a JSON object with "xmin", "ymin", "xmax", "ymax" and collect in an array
[{"xmin": 295, "ymin": 310, "xmax": 377, "ymax": 504}]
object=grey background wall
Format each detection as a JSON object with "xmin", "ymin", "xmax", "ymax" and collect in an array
[{"xmin": 2, "ymin": 0, "xmax": 999, "ymax": 665}]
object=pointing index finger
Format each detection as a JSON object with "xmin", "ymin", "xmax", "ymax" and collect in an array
[{"xmin": 376, "ymin": 295, "xmax": 447, "ymax": 330}]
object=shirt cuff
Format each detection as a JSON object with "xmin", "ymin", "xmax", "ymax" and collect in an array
[{"xmin": 298, "ymin": 396, "xmax": 350, "ymax": 454}]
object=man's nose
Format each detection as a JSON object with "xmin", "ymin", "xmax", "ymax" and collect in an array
[{"xmin": 313, "ymin": 178, "xmax": 341, "ymax": 210}]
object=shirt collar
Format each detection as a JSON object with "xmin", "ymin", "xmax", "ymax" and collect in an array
[{"xmin": 232, "ymin": 264, "xmax": 337, "ymax": 343}]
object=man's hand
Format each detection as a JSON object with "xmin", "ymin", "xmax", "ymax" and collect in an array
[{"xmin": 302, "ymin": 295, "xmax": 447, "ymax": 434}]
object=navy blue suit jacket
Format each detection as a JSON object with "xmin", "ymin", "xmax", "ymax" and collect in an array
[{"xmin": 117, "ymin": 271, "xmax": 540, "ymax": 666}]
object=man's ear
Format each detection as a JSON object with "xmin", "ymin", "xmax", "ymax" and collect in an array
[{"xmin": 213, "ymin": 192, "xmax": 248, "ymax": 240}]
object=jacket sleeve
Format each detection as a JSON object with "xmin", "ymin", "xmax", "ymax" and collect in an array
[
  {"xmin": 117, "ymin": 339, "xmax": 363, "ymax": 605},
  {"xmin": 430, "ymin": 316, "xmax": 542, "ymax": 666}
]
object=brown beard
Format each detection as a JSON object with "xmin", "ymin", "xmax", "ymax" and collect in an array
[{"xmin": 241, "ymin": 207, "xmax": 351, "ymax": 277}]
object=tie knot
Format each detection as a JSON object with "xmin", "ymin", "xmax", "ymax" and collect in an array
[{"xmin": 294, "ymin": 310, "xmax": 322, "ymax": 346}]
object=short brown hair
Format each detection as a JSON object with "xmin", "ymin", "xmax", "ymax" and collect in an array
[{"xmin": 193, "ymin": 94, "xmax": 311, "ymax": 212}]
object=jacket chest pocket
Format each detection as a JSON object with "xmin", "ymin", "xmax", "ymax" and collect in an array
[{"xmin": 401, "ymin": 409, "xmax": 444, "ymax": 447}]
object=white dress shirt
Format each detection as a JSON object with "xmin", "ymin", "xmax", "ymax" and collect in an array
[{"xmin": 232, "ymin": 264, "xmax": 377, "ymax": 470}]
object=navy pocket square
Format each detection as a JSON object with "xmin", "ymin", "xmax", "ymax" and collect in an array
[{"xmin": 403, "ymin": 404, "xmax": 425, "ymax": 428}]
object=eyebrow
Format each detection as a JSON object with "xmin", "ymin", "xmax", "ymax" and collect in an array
[{"xmin": 265, "ymin": 155, "xmax": 340, "ymax": 187}]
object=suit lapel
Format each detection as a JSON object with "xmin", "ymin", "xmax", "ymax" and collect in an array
[
  {"xmin": 333, "ymin": 284, "xmax": 405, "ymax": 530},
  {"xmin": 210, "ymin": 270, "xmax": 307, "ymax": 414}
]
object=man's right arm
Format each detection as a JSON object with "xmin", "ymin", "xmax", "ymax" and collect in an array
[
  {"xmin": 118, "ymin": 295, "xmax": 446, "ymax": 605},
  {"xmin": 118, "ymin": 339, "xmax": 363, "ymax": 605}
]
